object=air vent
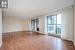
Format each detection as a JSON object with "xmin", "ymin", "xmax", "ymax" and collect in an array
[{"xmin": 0, "ymin": 0, "xmax": 8, "ymax": 8}]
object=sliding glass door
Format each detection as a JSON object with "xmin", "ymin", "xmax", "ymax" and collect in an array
[
  {"xmin": 56, "ymin": 14, "xmax": 62, "ymax": 35},
  {"xmin": 32, "ymin": 20, "xmax": 36, "ymax": 31},
  {"xmin": 31, "ymin": 18, "xmax": 39, "ymax": 31},
  {"xmin": 47, "ymin": 14, "xmax": 61, "ymax": 36},
  {"xmin": 47, "ymin": 15, "xmax": 56, "ymax": 35}
]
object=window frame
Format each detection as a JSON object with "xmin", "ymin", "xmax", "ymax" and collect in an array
[
  {"xmin": 47, "ymin": 14, "xmax": 61, "ymax": 34},
  {"xmin": 47, "ymin": 14, "xmax": 57, "ymax": 33}
]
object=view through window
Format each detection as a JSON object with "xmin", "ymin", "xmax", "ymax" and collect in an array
[{"xmin": 47, "ymin": 14, "xmax": 61, "ymax": 35}]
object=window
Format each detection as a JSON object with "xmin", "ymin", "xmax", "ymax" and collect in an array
[
  {"xmin": 47, "ymin": 14, "xmax": 61, "ymax": 35},
  {"xmin": 31, "ymin": 18, "xmax": 39, "ymax": 31},
  {"xmin": 47, "ymin": 15, "xmax": 56, "ymax": 33}
]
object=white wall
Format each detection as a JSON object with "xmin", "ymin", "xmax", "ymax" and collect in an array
[
  {"xmin": 3, "ymin": 16, "xmax": 23, "ymax": 33},
  {"xmin": 38, "ymin": 16, "xmax": 45, "ymax": 34},
  {"xmin": 61, "ymin": 6, "xmax": 74, "ymax": 41},
  {"xmin": 74, "ymin": 0, "xmax": 75, "ymax": 46},
  {"xmin": 0, "ymin": 9, "xmax": 2, "ymax": 47},
  {"xmin": 2, "ymin": 16, "xmax": 32, "ymax": 33},
  {"xmin": 22, "ymin": 19, "xmax": 31, "ymax": 31}
]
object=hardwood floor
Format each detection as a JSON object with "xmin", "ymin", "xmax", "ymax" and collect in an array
[{"xmin": 1, "ymin": 31, "xmax": 75, "ymax": 50}]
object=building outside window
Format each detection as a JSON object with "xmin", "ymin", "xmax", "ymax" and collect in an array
[{"xmin": 47, "ymin": 14, "xmax": 61, "ymax": 35}]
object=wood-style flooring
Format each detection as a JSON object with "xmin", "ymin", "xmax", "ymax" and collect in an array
[{"xmin": 0, "ymin": 31, "xmax": 75, "ymax": 50}]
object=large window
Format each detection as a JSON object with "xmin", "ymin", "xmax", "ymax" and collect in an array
[
  {"xmin": 31, "ymin": 18, "xmax": 39, "ymax": 31},
  {"xmin": 47, "ymin": 14, "xmax": 61, "ymax": 35}
]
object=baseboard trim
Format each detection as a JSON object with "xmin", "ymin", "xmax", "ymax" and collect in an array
[
  {"xmin": 2, "ymin": 31, "xmax": 46, "ymax": 36},
  {"xmin": 48, "ymin": 34, "xmax": 61, "ymax": 38},
  {"xmin": 2, "ymin": 31, "xmax": 32, "ymax": 34},
  {"xmin": 35, "ymin": 32, "xmax": 46, "ymax": 35}
]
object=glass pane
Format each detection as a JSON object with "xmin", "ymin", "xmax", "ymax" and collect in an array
[
  {"xmin": 48, "ymin": 15, "xmax": 56, "ymax": 24},
  {"xmin": 32, "ymin": 20, "xmax": 36, "ymax": 30},
  {"xmin": 36, "ymin": 19, "xmax": 39, "ymax": 28},
  {"xmin": 56, "ymin": 25, "xmax": 61, "ymax": 34},
  {"xmin": 57, "ymin": 14, "xmax": 61, "ymax": 24},
  {"xmin": 47, "ymin": 25, "xmax": 56, "ymax": 33}
]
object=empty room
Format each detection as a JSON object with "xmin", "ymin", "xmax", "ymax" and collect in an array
[{"xmin": 0, "ymin": 0, "xmax": 75, "ymax": 50}]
